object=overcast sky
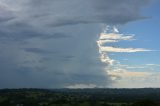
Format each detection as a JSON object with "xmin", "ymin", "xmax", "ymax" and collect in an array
[{"xmin": 0, "ymin": 0, "xmax": 159, "ymax": 88}]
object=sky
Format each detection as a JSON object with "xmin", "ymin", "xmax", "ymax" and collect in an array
[{"xmin": 0, "ymin": 0, "xmax": 160, "ymax": 88}]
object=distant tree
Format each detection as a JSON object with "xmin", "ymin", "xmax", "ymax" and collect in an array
[
  {"xmin": 121, "ymin": 104, "xmax": 127, "ymax": 106},
  {"xmin": 100, "ymin": 103, "xmax": 111, "ymax": 106},
  {"xmin": 132, "ymin": 99, "xmax": 157, "ymax": 106}
]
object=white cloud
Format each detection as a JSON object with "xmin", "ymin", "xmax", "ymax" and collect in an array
[
  {"xmin": 125, "ymin": 66, "xmax": 146, "ymax": 69},
  {"xmin": 146, "ymin": 64, "xmax": 160, "ymax": 67},
  {"xmin": 108, "ymin": 69, "xmax": 151, "ymax": 78},
  {"xmin": 99, "ymin": 52, "xmax": 115, "ymax": 65},
  {"xmin": 100, "ymin": 46, "xmax": 151, "ymax": 53},
  {"xmin": 111, "ymin": 71, "xmax": 160, "ymax": 88},
  {"xmin": 100, "ymin": 33, "xmax": 134, "ymax": 41},
  {"xmin": 97, "ymin": 39, "xmax": 118, "ymax": 45}
]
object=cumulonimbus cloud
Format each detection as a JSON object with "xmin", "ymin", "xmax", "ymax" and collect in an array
[{"xmin": 0, "ymin": 0, "xmax": 152, "ymax": 88}]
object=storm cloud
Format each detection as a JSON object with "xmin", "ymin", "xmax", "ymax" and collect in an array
[{"xmin": 0, "ymin": 0, "xmax": 151, "ymax": 88}]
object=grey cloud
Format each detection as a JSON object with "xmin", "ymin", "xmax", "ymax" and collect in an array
[
  {"xmin": 26, "ymin": 0, "xmax": 151, "ymax": 26},
  {"xmin": 0, "ymin": 3, "xmax": 15, "ymax": 22},
  {"xmin": 42, "ymin": 33, "xmax": 72, "ymax": 39},
  {"xmin": 24, "ymin": 48, "xmax": 74, "ymax": 61},
  {"xmin": 0, "ymin": 23, "xmax": 112, "ymax": 88},
  {"xmin": 0, "ymin": 0, "xmax": 151, "ymax": 40},
  {"xmin": 0, "ymin": 0, "xmax": 151, "ymax": 29},
  {"xmin": 24, "ymin": 48, "xmax": 54, "ymax": 54}
]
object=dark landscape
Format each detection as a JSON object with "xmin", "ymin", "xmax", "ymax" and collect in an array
[{"xmin": 0, "ymin": 88, "xmax": 160, "ymax": 106}]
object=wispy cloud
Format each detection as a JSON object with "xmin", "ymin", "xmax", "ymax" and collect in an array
[
  {"xmin": 146, "ymin": 64, "xmax": 160, "ymax": 67},
  {"xmin": 97, "ymin": 39, "xmax": 118, "ymax": 45},
  {"xmin": 100, "ymin": 46, "xmax": 151, "ymax": 53},
  {"xmin": 108, "ymin": 69, "xmax": 151, "ymax": 78},
  {"xmin": 110, "ymin": 69, "xmax": 160, "ymax": 88},
  {"xmin": 100, "ymin": 33, "xmax": 134, "ymax": 40},
  {"xmin": 97, "ymin": 27, "xmax": 151, "ymax": 53},
  {"xmin": 97, "ymin": 26, "xmax": 151, "ymax": 67}
]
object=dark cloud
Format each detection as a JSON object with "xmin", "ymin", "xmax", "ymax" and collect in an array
[
  {"xmin": 20, "ymin": 0, "xmax": 151, "ymax": 26},
  {"xmin": 0, "ymin": 0, "xmax": 151, "ymax": 40},
  {"xmin": 0, "ymin": 0, "xmax": 151, "ymax": 29}
]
